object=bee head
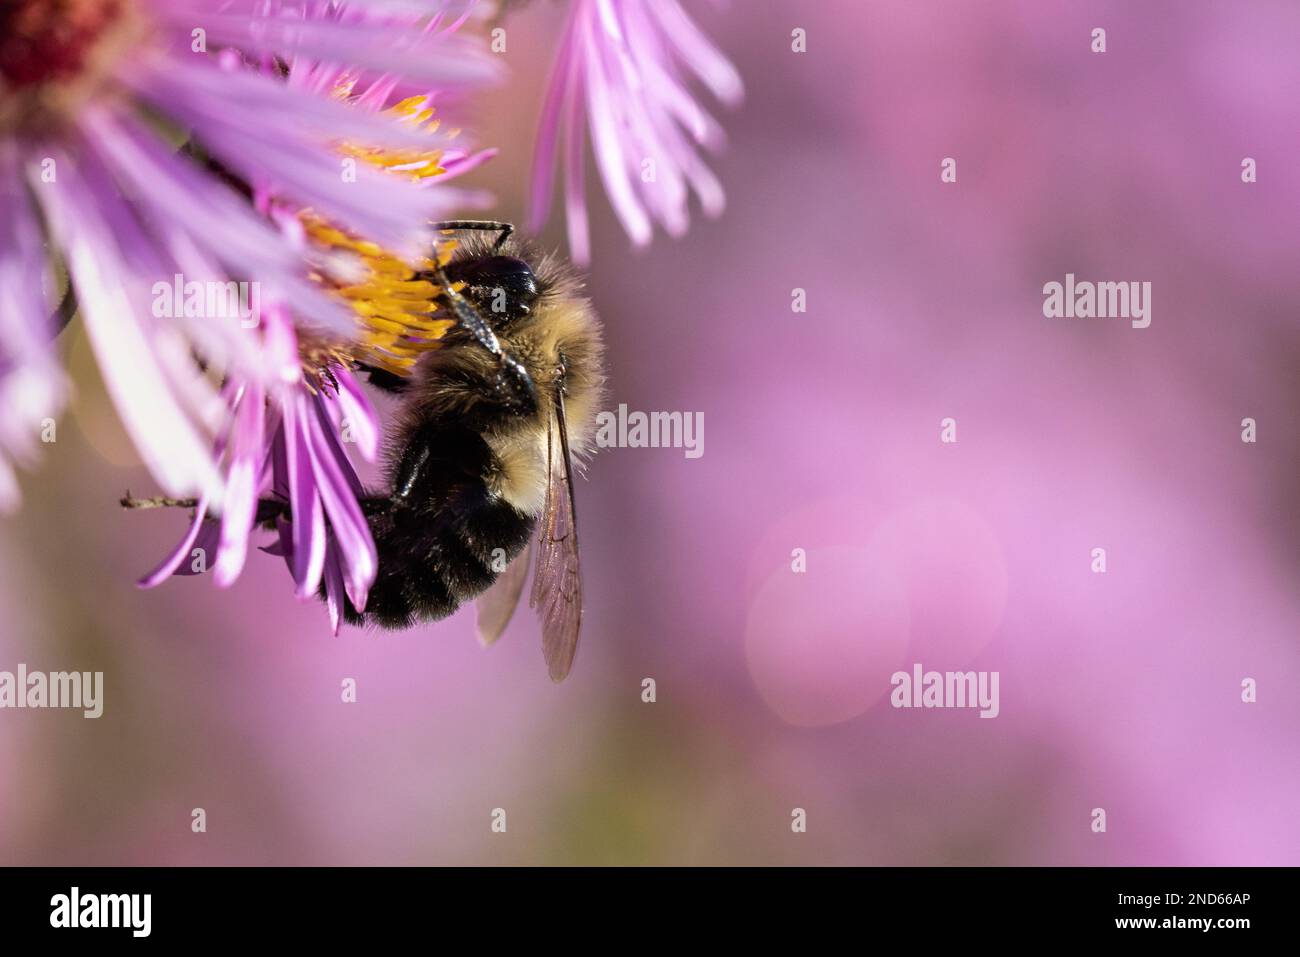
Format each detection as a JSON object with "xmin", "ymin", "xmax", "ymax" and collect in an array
[{"xmin": 442, "ymin": 255, "xmax": 540, "ymax": 327}]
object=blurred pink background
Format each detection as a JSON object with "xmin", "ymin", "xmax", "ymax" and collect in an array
[{"xmin": 2, "ymin": 0, "xmax": 1298, "ymax": 865}]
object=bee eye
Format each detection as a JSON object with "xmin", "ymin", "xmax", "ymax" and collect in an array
[{"xmin": 445, "ymin": 256, "xmax": 539, "ymax": 317}]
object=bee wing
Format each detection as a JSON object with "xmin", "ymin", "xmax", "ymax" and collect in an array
[
  {"xmin": 475, "ymin": 543, "xmax": 531, "ymax": 647},
  {"xmin": 529, "ymin": 388, "xmax": 583, "ymax": 682}
]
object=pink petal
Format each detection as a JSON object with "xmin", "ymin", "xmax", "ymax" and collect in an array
[
  {"xmin": 330, "ymin": 367, "xmax": 380, "ymax": 462},
  {"xmin": 138, "ymin": 495, "xmax": 214, "ymax": 587},
  {"xmin": 284, "ymin": 396, "xmax": 327, "ymax": 596}
]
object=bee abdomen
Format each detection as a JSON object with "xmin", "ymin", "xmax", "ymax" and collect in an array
[{"xmin": 342, "ymin": 485, "xmax": 535, "ymax": 630}]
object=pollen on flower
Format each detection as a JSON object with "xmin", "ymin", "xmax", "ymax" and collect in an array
[
  {"xmin": 302, "ymin": 214, "xmax": 460, "ymax": 378},
  {"xmin": 336, "ymin": 94, "xmax": 453, "ymax": 181},
  {"xmin": 298, "ymin": 87, "xmax": 482, "ymax": 379}
]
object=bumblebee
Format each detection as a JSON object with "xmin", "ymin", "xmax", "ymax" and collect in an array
[
  {"xmin": 354, "ymin": 221, "xmax": 604, "ymax": 680},
  {"xmin": 121, "ymin": 221, "xmax": 605, "ymax": 681}
]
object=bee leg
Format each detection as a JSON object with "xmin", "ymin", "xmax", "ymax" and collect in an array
[
  {"xmin": 254, "ymin": 494, "xmax": 387, "ymax": 530},
  {"xmin": 494, "ymin": 354, "xmax": 538, "ymax": 418},
  {"xmin": 392, "ymin": 442, "xmax": 432, "ymax": 505},
  {"xmin": 354, "ymin": 363, "xmax": 411, "ymax": 395},
  {"xmin": 253, "ymin": 497, "xmax": 291, "ymax": 529}
]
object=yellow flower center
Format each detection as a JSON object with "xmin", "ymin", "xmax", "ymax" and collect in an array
[
  {"xmin": 336, "ymin": 95, "xmax": 454, "ymax": 182},
  {"xmin": 304, "ymin": 215, "xmax": 460, "ymax": 377},
  {"xmin": 303, "ymin": 91, "xmax": 478, "ymax": 377}
]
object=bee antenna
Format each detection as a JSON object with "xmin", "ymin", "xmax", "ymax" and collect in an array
[{"xmin": 430, "ymin": 220, "xmax": 514, "ymax": 253}]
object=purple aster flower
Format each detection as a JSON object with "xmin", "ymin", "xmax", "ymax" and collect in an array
[
  {"xmin": 527, "ymin": 0, "xmax": 743, "ymax": 263},
  {"xmin": 137, "ymin": 303, "xmax": 381, "ymax": 633},
  {"xmin": 133, "ymin": 6, "xmax": 498, "ymax": 630},
  {"xmin": 0, "ymin": 0, "xmax": 498, "ymax": 510}
]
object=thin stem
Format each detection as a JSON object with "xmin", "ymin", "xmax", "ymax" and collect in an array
[{"xmin": 120, "ymin": 493, "xmax": 200, "ymax": 510}]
